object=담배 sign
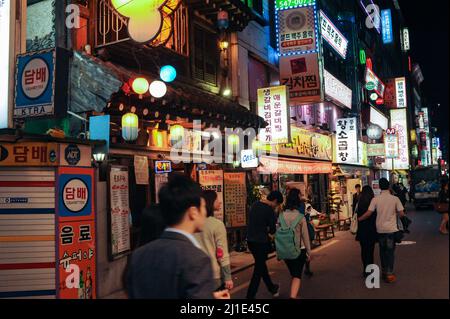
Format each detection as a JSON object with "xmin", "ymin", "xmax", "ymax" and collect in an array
[
  {"xmin": 0, "ymin": 142, "xmax": 58, "ymax": 166},
  {"xmin": 280, "ymin": 53, "xmax": 322, "ymax": 105},
  {"xmin": 277, "ymin": 5, "xmax": 318, "ymax": 56},
  {"xmin": 335, "ymin": 118, "xmax": 358, "ymax": 164},
  {"xmin": 257, "ymin": 85, "xmax": 290, "ymax": 144},
  {"xmin": 199, "ymin": 170, "xmax": 224, "ymax": 222}
]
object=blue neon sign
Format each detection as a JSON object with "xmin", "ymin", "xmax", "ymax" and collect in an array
[{"xmin": 381, "ymin": 9, "xmax": 393, "ymax": 44}]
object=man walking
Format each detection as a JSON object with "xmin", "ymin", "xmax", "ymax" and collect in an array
[
  {"xmin": 246, "ymin": 191, "xmax": 284, "ymax": 299},
  {"xmin": 358, "ymin": 178, "xmax": 406, "ymax": 283},
  {"xmin": 127, "ymin": 174, "xmax": 229, "ymax": 299}
]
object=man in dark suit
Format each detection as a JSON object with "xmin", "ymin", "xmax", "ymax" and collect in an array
[{"xmin": 127, "ymin": 174, "xmax": 230, "ymax": 299}]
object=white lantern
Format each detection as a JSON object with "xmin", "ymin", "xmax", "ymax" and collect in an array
[
  {"xmin": 149, "ymin": 80, "xmax": 167, "ymax": 98},
  {"xmin": 367, "ymin": 124, "xmax": 383, "ymax": 140}
]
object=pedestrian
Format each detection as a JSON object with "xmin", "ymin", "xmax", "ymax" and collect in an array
[
  {"xmin": 303, "ymin": 202, "xmax": 319, "ymax": 277},
  {"xmin": 355, "ymin": 186, "xmax": 377, "ymax": 278},
  {"xmin": 358, "ymin": 178, "xmax": 406, "ymax": 283},
  {"xmin": 194, "ymin": 190, "xmax": 234, "ymax": 291},
  {"xmin": 126, "ymin": 174, "xmax": 230, "ymax": 299},
  {"xmin": 139, "ymin": 204, "xmax": 166, "ymax": 246},
  {"xmin": 436, "ymin": 180, "xmax": 449, "ymax": 235},
  {"xmin": 246, "ymin": 191, "xmax": 284, "ymax": 299},
  {"xmin": 352, "ymin": 184, "xmax": 362, "ymax": 215},
  {"xmin": 276, "ymin": 190, "xmax": 312, "ymax": 299},
  {"xmin": 394, "ymin": 182, "xmax": 408, "ymax": 209}
]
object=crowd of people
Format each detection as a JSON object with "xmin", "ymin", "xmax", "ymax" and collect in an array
[{"xmin": 124, "ymin": 174, "xmax": 448, "ymax": 299}]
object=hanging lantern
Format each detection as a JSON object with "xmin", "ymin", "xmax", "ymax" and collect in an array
[
  {"xmin": 217, "ymin": 9, "xmax": 229, "ymax": 30},
  {"xmin": 366, "ymin": 124, "xmax": 383, "ymax": 140},
  {"xmin": 122, "ymin": 113, "xmax": 139, "ymax": 142},
  {"xmin": 160, "ymin": 65, "xmax": 177, "ymax": 83},
  {"xmin": 149, "ymin": 80, "xmax": 167, "ymax": 98},
  {"xmin": 169, "ymin": 124, "xmax": 184, "ymax": 146},
  {"xmin": 131, "ymin": 77, "xmax": 149, "ymax": 96}
]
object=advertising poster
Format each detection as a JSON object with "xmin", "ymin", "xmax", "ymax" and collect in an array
[
  {"xmin": 134, "ymin": 155, "xmax": 149, "ymax": 185},
  {"xmin": 257, "ymin": 85, "xmax": 290, "ymax": 144},
  {"xmin": 109, "ymin": 166, "xmax": 131, "ymax": 258},
  {"xmin": 154, "ymin": 173, "xmax": 169, "ymax": 203},
  {"xmin": 56, "ymin": 167, "xmax": 96, "ymax": 299},
  {"xmin": 224, "ymin": 173, "xmax": 247, "ymax": 228},
  {"xmin": 198, "ymin": 170, "xmax": 224, "ymax": 222},
  {"xmin": 280, "ymin": 53, "xmax": 322, "ymax": 105},
  {"xmin": 277, "ymin": 5, "xmax": 317, "ymax": 55}
]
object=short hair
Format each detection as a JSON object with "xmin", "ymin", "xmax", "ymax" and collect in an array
[
  {"xmin": 379, "ymin": 178, "xmax": 390, "ymax": 190},
  {"xmin": 267, "ymin": 191, "xmax": 284, "ymax": 204},
  {"xmin": 202, "ymin": 190, "xmax": 218, "ymax": 218},
  {"xmin": 355, "ymin": 184, "xmax": 361, "ymax": 189},
  {"xmin": 158, "ymin": 174, "xmax": 203, "ymax": 226},
  {"xmin": 285, "ymin": 190, "xmax": 301, "ymax": 210}
]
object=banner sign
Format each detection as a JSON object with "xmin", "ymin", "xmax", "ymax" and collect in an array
[
  {"xmin": 335, "ymin": 118, "xmax": 358, "ymax": 164},
  {"xmin": 391, "ymin": 109, "xmax": 410, "ymax": 169},
  {"xmin": 367, "ymin": 143, "xmax": 386, "ymax": 157}
]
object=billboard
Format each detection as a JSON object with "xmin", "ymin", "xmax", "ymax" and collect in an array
[{"xmin": 391, "ymin": 109, "xmax": 410, "ymax": 169}]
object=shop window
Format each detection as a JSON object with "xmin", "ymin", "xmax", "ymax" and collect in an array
[{"xmin": 192, "ymin": 25, "xmax": 218, "ymax": 86}]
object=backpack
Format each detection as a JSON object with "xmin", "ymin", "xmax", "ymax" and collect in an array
[{"xmin": 275, "ymin": 213, "xmax": 304, "ymax": 260}]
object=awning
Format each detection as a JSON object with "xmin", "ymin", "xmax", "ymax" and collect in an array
[
  {"xmin": 335, "ymin": 165, "xmax": 370, "ymax": 177},
  {"xmin": 258, "ymin": 156, "xmax": 333, "ymax": 175}
]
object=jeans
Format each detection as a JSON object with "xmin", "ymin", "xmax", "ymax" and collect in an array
[
  {"xmin": 378, "ymin": 233, "xmax": 396, "ymax": 275},
  {"xmin": 246, "ymin": 242, "xmax": 276, "ymax": 299},
  {"xmin": 359, "ymin": 240, "xmax": 376, "ymax": 273}
]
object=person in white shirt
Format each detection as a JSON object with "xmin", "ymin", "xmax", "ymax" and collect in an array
[{"xmin": 358, "ymin": 178, "xmax": 406, "ymax": 283}]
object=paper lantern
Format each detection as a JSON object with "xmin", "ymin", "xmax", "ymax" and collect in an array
[
  {"xmin": 160, "ymin": 65, "xmax": 177, "ymax": 82},
  {"xmin": 122, "ymin": 113, "xmax": 139, "ymax": 141},
  {"xmin": 169, "ymin": 124, "xmax": 184, "ymax": 146},
  {"xmin": 131, "ymin": 77, "xmax": 149, "ymax": 95},
  {"xmin": 149, "ymin": 80, "xmax": 167, "ymax": 98}
]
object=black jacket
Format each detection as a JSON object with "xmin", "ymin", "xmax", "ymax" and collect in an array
[
  {"xmin": 246, "ymin": 201, "xmax": 277, "ymax": 244},
  {"xmin": 355, "ymin": 201, "xmax": 377, "ymax": 243},
  {"xmin": 127, "ymin": 231, "xmax": 215, "ymax": 299}
]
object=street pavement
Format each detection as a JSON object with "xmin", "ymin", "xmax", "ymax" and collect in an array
[{"xmin": 230, "ymin": 205, "xmax": 449, "ymax": 299}]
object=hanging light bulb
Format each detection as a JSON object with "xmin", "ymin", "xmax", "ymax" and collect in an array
[
  {"xmin": 131, "ymin": 77, "xmax": 149, "ymax": 97},
  {"xmin": 160, "ymin": 65, "xmax": 177, "ymax": 83},
  {"xmin": 149, "ymin": 80, "xmax": 167, "ymax": 98}
]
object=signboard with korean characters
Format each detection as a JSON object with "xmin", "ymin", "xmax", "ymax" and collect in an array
[
  {"xmin": 199, "ymin": 170, "xmax": 224, "ymax": 222},
  {"xmin": 335, "ymin": 118, "xmax": 358, "ymax": 164},
  {"xmin": 319, "ymin": 10, "xmax": 349, "ymax": 59},
  {"xmin": 134, "ymin": 155, "xmax": 149, "ymax": 185},
  {"xmin": 56, "ymin": 167, "xmax": 96, "ymax": 299},
  {"xmin": 367, "ymin": 143, "xmax": 386, "ymax": 157},
  {"xmin": 276, "ymin": 0, "xmax": 315, "ymax": 10},
  {"xmin": 365, "ymin": 68, "xmax": 385, "ymax": 98},
  {"xmin": 224, "ymin": 172, "xmax": 247, "ymax": 228},
  {"xmin": 385, "ymin": 128, "xmax": 399, "ymax": 159},
  {"xmin": 324, "ymin": 69, "xmax": 352, "ymax": 109},
  {"xmin": 14, "ymin": 48, "xmax": 70, "ymax": 119},
  {"xmin": 277, "ymin": 5, "xmax": 318, "ymax": 56},
  {"xmin": 391, "ymin": 109, "xmax": 410, "ymax": 169},
  {"xmin": 0, "ymin": 142, "xmax": 59, "ymax": 166},
  {"xmin": 280, "ymin": 53, "xmax": 322, "ymax": 105},
  {"xmin": 257, "ymin": 85, "xmax": 291, "ymax": 144},
  {"xmin": 381, "ymin": 9, "xmax": 393, "ymax": 44}
]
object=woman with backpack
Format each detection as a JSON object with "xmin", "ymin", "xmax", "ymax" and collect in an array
[{"xmin": 275, "ymin": 189, "xmax": 312, "ymax": 299}]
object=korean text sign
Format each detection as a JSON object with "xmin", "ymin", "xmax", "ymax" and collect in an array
[
  {"xmin": 385, "ymin": 128, "xmax": 399, "ymax": 159},
  {"xmin": 319, "ymin": 10, "xmax": 348, "ymax": 59},
  {"xmin": 257, "ymin": 85, "xmax": 291, "ymax": 144},
  {"xmin": 56, "ymin": 167, "xmax": 96, "ymax": 299},
  {"xmin": 391, "ymin": 109, "xmax": 410, "ymax": 169},
  {"xmin": 224, "ymin": 173, "xmax": 247, "ymax": 228},
  {"xmin": 277, "ymin": 5, "xmax": 318, "ymax": 56},
  {"xmin": 280, "ymin": 53, "xmax": 322, "ymax": 105},
  {"xmin": 0, "ymin": 142, "xmax": 58, "ymax": 166},
  {"xmin": 335, "ymin": 118, "xmax": 358, "ymax": 164}
]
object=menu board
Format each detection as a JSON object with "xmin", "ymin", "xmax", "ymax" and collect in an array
[
  {"xmin": 109, "ymin": 166, "xmax": 131, "ymax": 259},
  {"xmin": 199, "ymin": 170, "xmax": 224, "ymax": 222},
  {"xmin": 224, "ymin": 172, "xmax": 247, "ymax": 228},
  {"xmin": 154, "ymin": 173, "xmax": 169, "ymax": 203}
]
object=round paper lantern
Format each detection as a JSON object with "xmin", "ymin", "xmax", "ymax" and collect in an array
[
  {"xmin": 131, "ymin": 77, "xmax": 149, "ymax": 95},
  {"xmin": 367, "ymin": 124, "xmax": 383, "ymax": 140},
  {"xmin": 149, "ymin": 80, "xmax": 167, "ymax": 98},
  {"xmin": 160, "ymin": 65, "xmax": 177, "ymax": 82},
  {"xmin": 122, "ymin": 113, "xmax": 139, "ymax": 142},
  {"xmin": 169, "ymin": 124, "xmax": 184, "ymax": 146}
]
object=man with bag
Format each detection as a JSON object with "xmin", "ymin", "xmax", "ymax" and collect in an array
[
  {"xmin": 275, "ymin": 190, "xmax": 312, "ymax": 299},
  {"xmin": 358, "ymin": 178, "xmax": 406, "ymax": 284}
]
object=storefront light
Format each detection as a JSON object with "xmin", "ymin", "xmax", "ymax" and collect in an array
[
  {"xmin": 93, "ymin": 152, "xmax": 106, "ymax": 162},
  {"xmin": 222, "ymin": 88, "xmax": 232, "ymax": 97},
  {"xmin": 122, "ymin": 113, "xmax": 139, "ymax": 142}
]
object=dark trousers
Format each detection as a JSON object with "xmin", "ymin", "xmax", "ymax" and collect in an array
[
  {"xmin": 359, "ymin": 240, "xmax": 376, "ymax": 273},
  {"xmin": 246, "ymin": 242, "xmax": 276, "ymax": 299},
  {"xmin": 378, "ymin": 233, "xmax": 396, "ymax": 275}
]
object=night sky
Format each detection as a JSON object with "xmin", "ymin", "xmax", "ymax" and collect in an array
[{"xmin": 399, "ymin": 0, "xmax": 449, "ymax": 157}]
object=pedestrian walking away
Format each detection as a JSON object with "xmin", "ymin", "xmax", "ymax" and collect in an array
[
  {"xmin": 245, "ymin": 191, "xmax": 284, "ymax": 299},
  {"xmin": 126, "ymin": 174, "xmax": 230, "ymax": 299},
  {"xmin": 436, "ymin": 179, "xmax": 449, "ymax": 235},
  {"xmin": 354, "ymin": 186, "xmax": 377, "ymax": 278},
  {"xmin": 195, "ymin": 190, "xmax": 234, "ymax": 291},
  {"xmin": 358, "ymin": 178, "xmax": 406, "ymax": 284},
  {"xmin": 276, "ymin": 190, "xmax": 312, "ymax": 299}
]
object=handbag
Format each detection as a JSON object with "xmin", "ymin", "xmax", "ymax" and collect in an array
[
  {"xmin": 350, "ymin": 203, "xmax": 358, "ymax": 235},
  {"xmin": 434, "ymin": 202, "xmax": 449, "ymax": 213}
]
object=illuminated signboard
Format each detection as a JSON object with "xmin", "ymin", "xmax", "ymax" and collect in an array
[
  {"xmin": 155, "ymin": 160, "xmax": 172, "ymax": 174},
  {"xmin": 401, "ymin": 27, "xmax": 410, "ymax": 51},
  {"xmin": 0, "ymin": 0, "xmax": 11, "ymax": 128},
  {"xmin": 365, "ymin": 67, "xmax": 385, "ymax": 97},
  {"xmin": 319, "ymin": 10, "xmax": 349, "ymax": 59},
  {"xmin": 276, "ymin": 0, "xmax": 315, "ymax": 10},
  {"xmin": 335, "ymin": 118, "xmax": 358, "ymax": 164},
  {"xmin": 276, "ymin": 3, "xmax": 319, "ymax": 56},
  {"xmin": 395, "ymin": 78, "xmax": 407, "ymax": 108},
  {"xmin": 385, "ymin": 128, "xmax": 399, "ymax": 159},
  {"xmin": 324, "ymin": 69, "xmax": 352, "ymax": 109},
  {"xmin": 370, "ymin": 106, "xmax": 388, "ymax": 130},
  {"xmin": 381, "ymin": 9, "xmax": 393, "ymax": 44},
  {"xmin": 391, "ymin": 109, "xmax": 410, "ymax": 169}
]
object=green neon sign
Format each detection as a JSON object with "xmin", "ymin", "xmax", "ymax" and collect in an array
[
  {"xmin": 359, "ymin": 49, "xmax": 366, "ymax": 65},
  {"xmin": 366, "ymin": 82, "xmax": 375, "ymax": 91},
  {"xmin": 276, "ymin": 0, "xmax": 315, "ymax": 10}
]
